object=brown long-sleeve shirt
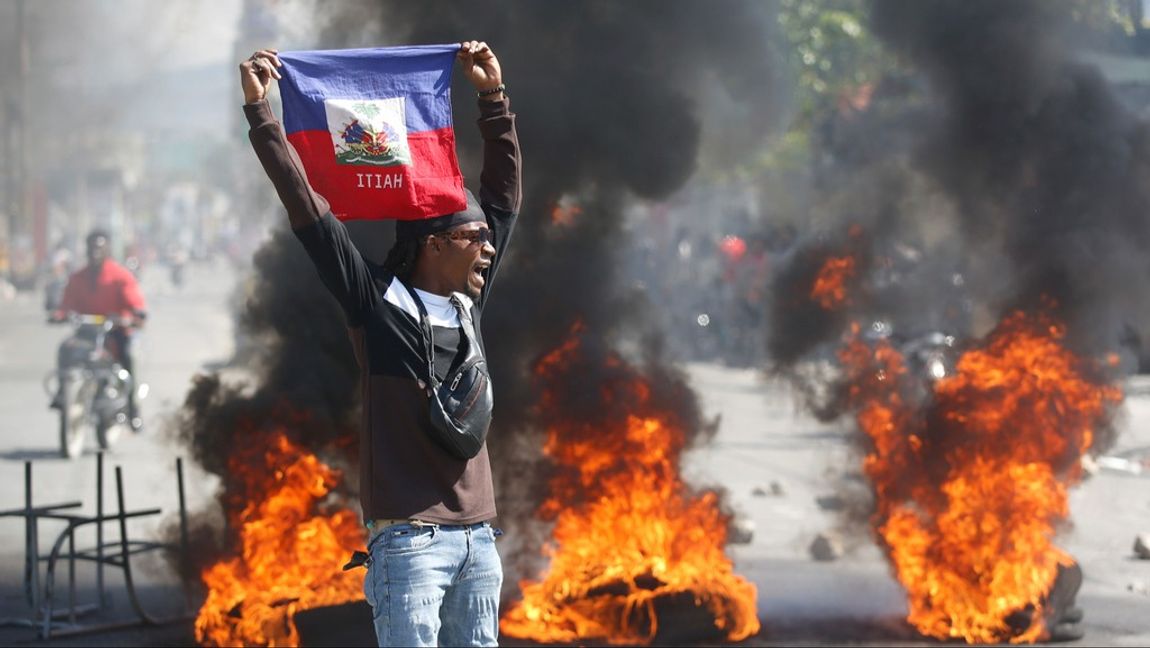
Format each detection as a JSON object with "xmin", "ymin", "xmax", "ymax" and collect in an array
[{"xmin": 244, "ymin": 97, "xmax": 521, "ymax": 524}]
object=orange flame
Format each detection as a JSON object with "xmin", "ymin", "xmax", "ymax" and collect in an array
[
  {"xmin": 194, "ymin": 429, "xmax": 364, "ymax": 647},
  {"xmin": 551, "ymin": 201, "xmax": 583, "ymax": 227},
  {"xmin": 501, "ymin": 331, "xmax": 760, "ymax": 645},
  {"xmin": 811, "ymin": 256, "xmax": 856, "ymax": 309},
  {"xmin": 841, "ymin": 310, "xmax": 1121, "ymax": 643}
]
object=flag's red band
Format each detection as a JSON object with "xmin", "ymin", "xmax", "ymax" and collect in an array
[{"xmin": 287, "ymin": 126, "xmax": 466, "ymax": 221}]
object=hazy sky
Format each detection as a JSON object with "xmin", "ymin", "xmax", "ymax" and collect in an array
[
  {"xmin": 80, "ymin": 0, "xmax": 242, "ymax": 81},
  {"xmin": 18, "ymin": 0, "xmax": 243, "ymax": 92}
]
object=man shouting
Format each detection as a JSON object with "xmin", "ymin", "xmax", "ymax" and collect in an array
[{"xmin": 240, "ymin": 40, "xmax": 521, "ymax": 647}]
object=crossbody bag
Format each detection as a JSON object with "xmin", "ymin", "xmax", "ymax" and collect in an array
[{"xmin": 402, "ymin": 282, "xmax": 494, "ymax": 460}]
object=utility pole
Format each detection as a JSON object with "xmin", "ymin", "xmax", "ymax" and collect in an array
[
  {"xmin": 7, "ymin": 0, "xmax": 28, "ymax": 273},
  {"xmin": 17, "ymin": 0, "xmax": 28, "ymax": 247}
]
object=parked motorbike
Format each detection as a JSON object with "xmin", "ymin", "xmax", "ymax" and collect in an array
[
  {"xmin": 45, "ymin": 315, "xmax": 143, "ymax": 459},
  {"xmin": 862, "ymin": 318, "xmax": 958, "ymax": 409},
  {"xmin": 900, "ymin": 330, "xmax": 957, "ymax": 383}
]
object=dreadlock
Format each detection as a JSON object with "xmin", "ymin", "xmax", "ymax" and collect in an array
[{"xmin": 383, "ymin": 237, "xmax": 422, "ymax": 283}]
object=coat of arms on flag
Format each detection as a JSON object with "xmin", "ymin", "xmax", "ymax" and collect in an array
[
  {"xmin": 326, "ymin": 98, "xmax": 412, "ymax": 167},
  {"xmin": 277, "ymin": 44, "xmax": 467, "ymax": 221}
]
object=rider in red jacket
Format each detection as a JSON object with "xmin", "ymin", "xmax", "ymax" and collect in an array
[{"xmin": 53, "ymin": 229, "xmax": 147, "ymax": 430}]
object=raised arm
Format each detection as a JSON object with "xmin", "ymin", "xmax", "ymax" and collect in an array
[
  {"xmin": 457, "ymin": 42, "xmax": 521, "ymax": 308},
  {"xmin": 240, "ymin": 50, "xmax": 330, "ymax": 230},
  {"xmin": 239, "ymin": 50, "xmax": 380, "ymax": 326},
  {"xmin": 458, "ymin": 41, "xmax": 521, "ymax": 214}
]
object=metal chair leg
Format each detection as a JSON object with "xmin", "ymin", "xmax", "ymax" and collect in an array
[
  {"xmin": 115, "ymin": 466, "xmax": 161, "ymax": 625},
  {"xmin": 96, "ymin": 452, "xmax": 107, "ymax": 607},
  {"xmin": 176, "ymin": 457, "xmax": 191, "ymax": 611},
  {"xmin": 23, "ymin": 462, "xmax": 40, "ymax": 611}
]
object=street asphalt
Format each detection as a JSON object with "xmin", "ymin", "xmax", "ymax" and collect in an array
[{"xmin": 0, "ymin": 260, "xmax": 1147, "ymax": 646}]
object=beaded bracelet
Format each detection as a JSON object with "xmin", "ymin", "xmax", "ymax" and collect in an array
[{"xmin": 477, "ymin": 83, "xmax": 506, "ymax": 98}]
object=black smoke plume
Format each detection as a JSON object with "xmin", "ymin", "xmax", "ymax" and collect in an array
[
  {"xmin": 764, "ymin": 0, "xmax": 1137, "ymax": 569},
  {"xmin": 326, "ymin": 1, "xmax": 783, "ymax": 585},
  {"xmin": 174, "ymin": 228, "xmax": 361, "ymax": 580},
  {"xmin": 761, "ymin": 7, "xmax": 1136, "ymax": 637},
  {"xmin": 870, "ymin": 0, "xmax": 1150, "ymax": 358},
  {"xmin": 771, "ymin": 0, "xmax": 1150, "ymax": 370},
  {"xmin": 178, "ymin": 0, "xmax": 783, "ymax": 599},
  {"xmin": 315, "ymin": 0, "xmax": 783, "ymax": 419}
]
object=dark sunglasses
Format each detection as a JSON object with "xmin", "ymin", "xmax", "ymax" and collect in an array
[{"xmin": 432, "ymin": 229, "xmax": 495, "ymax": 245}]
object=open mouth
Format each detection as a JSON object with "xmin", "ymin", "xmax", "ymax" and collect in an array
[{"xmin": 471, "ymin": 264, "xmax": 489, "ymax": 286}]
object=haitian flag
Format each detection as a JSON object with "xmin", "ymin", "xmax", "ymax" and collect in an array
[{"xmin": 278, "ymin": 45, "xmax": 467, "ymax": 221}]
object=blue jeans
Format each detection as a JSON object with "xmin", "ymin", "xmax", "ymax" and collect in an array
[{"xmin": 363, "ymin": 521, "xmax": 502, "ymax": 647}]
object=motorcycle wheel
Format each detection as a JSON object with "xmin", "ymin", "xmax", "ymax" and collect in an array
[{"xmin": 58, "ymin": 378, "xmax": 96, "ymax": 459}]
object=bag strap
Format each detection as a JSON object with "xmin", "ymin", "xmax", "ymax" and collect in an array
[
  {"xmin": 401, "ymin": 280, "xmax": 439, "ymax": 389},
  {"xmin": 400, "ymin": 282, "xmax": 478, "ymax": 391}
]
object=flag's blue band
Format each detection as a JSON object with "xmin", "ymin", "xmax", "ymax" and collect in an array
[{"xmin": 279, "ymin": 44, "xmax": 458, "ymax": 135}]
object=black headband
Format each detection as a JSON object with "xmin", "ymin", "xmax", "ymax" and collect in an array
[{"xmin": 394, "ymin": 189, "xmax": 485, "ymax": 241}]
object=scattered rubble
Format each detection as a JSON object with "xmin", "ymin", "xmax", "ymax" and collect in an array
[
  {"xmin": 751, "ymin": 481, "xmax": 786, "ymax": 497},
  {"xmin": 728, "ymin": 518, "xmax": 755, "ymax": 545},
  {"xmin": 809, "ymin": 532, "xmax": 843, "ymax": 561},
  {"xmin": 1134, "ymin": 533, "xmax": 1150, "ymax": 560},
  {"xmin": 1080, "ymin": 454, "xmax": 1099, "ymax": 478},
  {"xmin": 1096, "ymin": 455, "xmax": 1145, "ymax": 475},
  {"xmin": 815, "ymin": 494, "xmax": 846, "ymax": 511}
]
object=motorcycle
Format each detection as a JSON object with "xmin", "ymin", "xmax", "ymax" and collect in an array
[
  {"xmin": 861, "ymin": 318, "xmax": 958, "ymax": 409},
  {"xmin": 44, "ymin": 315, "xmax": 144, "ymax": 459}
]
